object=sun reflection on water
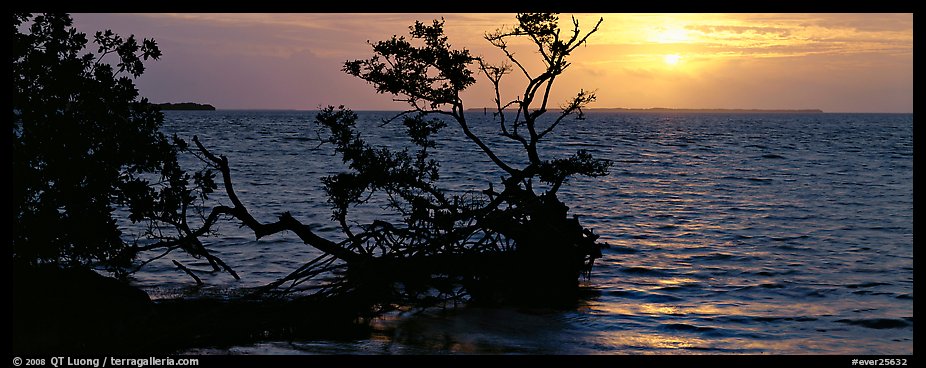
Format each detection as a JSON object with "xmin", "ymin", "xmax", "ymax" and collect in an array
[
  {"xmin": 157, "ymin": 111, "xmax": 911, "ymax": 355},
  {"xmin": 591, "ymin": 331, "xmax": 709, "ymax": 353}
]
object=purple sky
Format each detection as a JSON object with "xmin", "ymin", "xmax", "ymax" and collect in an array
[{"xmin": 71, "ymin": 13, "xmax": 913, "ymax": 113}]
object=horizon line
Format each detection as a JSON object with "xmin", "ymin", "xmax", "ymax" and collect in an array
[{"xmin": 178, "ymin": 107, "xmax": 913, "ymax": 114}]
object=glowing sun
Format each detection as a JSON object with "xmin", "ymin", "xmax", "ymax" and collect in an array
[{"xmin": 664, "ymin": 54, "xmax": 681, "ymax": 65}]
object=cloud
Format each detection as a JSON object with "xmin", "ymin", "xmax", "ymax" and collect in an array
[
  {"xmin": 685, "ymin": 25, "xmax": 792, "ymax": 38},
  {"xmin": 70, "ymin": 13, "xmax": 911, "ymax": 112}
]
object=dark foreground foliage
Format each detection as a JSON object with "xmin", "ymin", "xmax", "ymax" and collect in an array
[
  {"xmin": 11, "ymin": 13, "xmax": 222, "ymax": 275},
  {"xmin": 13, "ymin": 264, "xmax": 370, "ymax": 353}
]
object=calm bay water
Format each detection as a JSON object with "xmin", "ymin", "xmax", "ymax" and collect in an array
[{"xmin": 131, "ymin": 110, "xmax": 912, "ymax": 354}]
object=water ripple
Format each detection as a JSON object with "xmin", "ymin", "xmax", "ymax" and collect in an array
[{"xmin": 134, "ymin": 111, "xmax": 911, "ymax": 355}]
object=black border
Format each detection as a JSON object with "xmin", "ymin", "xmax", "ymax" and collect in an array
[
  {"xmin": 8, "ymin": 0, "xmax": 920, "ymax": 13},
  {"xmin": 7, "ymin": 1, "xmax": 918, "ymax": 366}
]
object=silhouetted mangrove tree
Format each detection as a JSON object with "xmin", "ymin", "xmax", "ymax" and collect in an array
[
  {"xmin": 160, "ymin": 13, "xmax": 613, "ymax": 310},
  {"xmin": 14, "ymin": 13, "xmax": 613, "ymax": 329}
]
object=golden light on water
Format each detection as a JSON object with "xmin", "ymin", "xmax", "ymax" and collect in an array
[
  {"xmin": 656, "ymin": 277, "xmax": 699, "ymax": 286},
  {"xmin": 583, "ymin": 298, "xmax": 855, "ymax": 352},
  {"xmin": 590, "ymin": 330, "xmax": 829, "ymax": 354}
]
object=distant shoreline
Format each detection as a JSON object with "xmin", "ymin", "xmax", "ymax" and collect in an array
[
  {"xmin": 157, "ymin": 102, "xmax": 216, "ymax": 111},
  {"xmin": 159, "ymin": 108, "xmax": 909, "ymax": 114},
  {"xmin": 587, "ymin": 107, "xmax": 824, "ymax": 114},
  {"xmin": 467, "ymin": 107, "xmax": 825, "ymax": 114}
]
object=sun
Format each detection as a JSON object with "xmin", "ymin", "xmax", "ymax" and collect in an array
[{"xmin": 664, "ymin": 54, "xmax": 681, "ymax": 65}]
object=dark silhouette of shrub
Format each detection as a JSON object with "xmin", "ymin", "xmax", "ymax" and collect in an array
[
  {"xmin": 12, "ymin": 13, "xmax": 223, "ymax": 275},
  {"xmin": 13, "ymin": 12, "xmax": 610, "ymax": 310},
  {"xmin": 185, "ymin": 13, "xmax": 611, "ymax": 308},
  {"xmin": 12, "ymin": 13, "xmax": 615, "ymax": 353}
]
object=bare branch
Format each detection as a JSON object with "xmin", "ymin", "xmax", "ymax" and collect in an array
[
  {"xmin": 192, "ymin": 136, "xmax": 365, "ymax": 264},
  {"xmin": 566, "ymin": 17, "xmax": 603, "ymax": 54},
  {"xmin": 484, "ymin": 32, "xmax": 531, "ymax": 80},
  {"xmin": 538, "ymin": 89, "xmax": 597, "ymax": 140},
  {"xmin": 172, "ymin": 259, "xmax": 203, "ymax": 286}
]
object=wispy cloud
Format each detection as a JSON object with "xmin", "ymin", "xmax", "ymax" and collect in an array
[
  {"xmin": 71, "ymin": 13, "xmax": 911, "ymax": 112},
  {"xmin": 583, "ymin": 13, "xmax": 909, "ymax": 58}
]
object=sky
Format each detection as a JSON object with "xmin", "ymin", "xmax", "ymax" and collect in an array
[{"xmin": 71, "ymin": 13, "xmax": 913, "ymax": 113}]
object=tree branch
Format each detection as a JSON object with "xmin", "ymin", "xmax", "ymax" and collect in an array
[
  {"xmin": 192, "ymin": 136, "xmax": 364, "ymax": 264},
  {"xmin": 172, "ymin": 259, "xmax": 203, "ymax": 286}
]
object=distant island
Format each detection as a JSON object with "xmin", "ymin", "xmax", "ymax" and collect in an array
[
  {"xmin": 157, "ymin": 102, "xmax": 216, "ymax": 111},
  {"xmin": 468, "ymin": 107, "xmax": 824, "ymax": 114}
]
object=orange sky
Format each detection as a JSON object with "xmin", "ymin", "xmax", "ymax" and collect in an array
[{"xmin": 73, "ymin": 13, "xmax": 913, "ymax": 112}]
